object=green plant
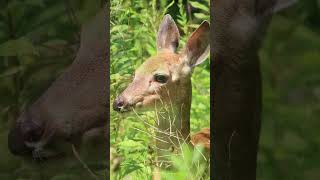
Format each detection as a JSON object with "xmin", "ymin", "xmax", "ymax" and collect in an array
[
  {"xmin": 0, "ymin": 1, "xmax": 106, "ymax": 179},
  {"xmin": 110, "ymin": 0, "xmax": 210, "ymax": 179}
]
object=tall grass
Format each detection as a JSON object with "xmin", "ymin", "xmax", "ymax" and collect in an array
[{"xmin": 110, "ymin": 0, "xmax": 210, "ymax": 179}]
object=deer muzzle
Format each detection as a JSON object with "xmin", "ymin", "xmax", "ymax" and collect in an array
[
  {"xmin": 8, "ymin": 110, "xmax": 69, "ymax": 160},
  {"xmin": 113, "ymin": 96, "xmax": 128, "ymax": 112}
]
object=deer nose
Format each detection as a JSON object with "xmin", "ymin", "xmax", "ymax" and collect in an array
[
  {"xmin": 8, "ymin": 126, "xmax": 33, "ymax": 155},
  {"xmin": 8, "ymin": 112, "xmax": 44, "ymax": 156},
  {"xmin": 113, "ymin": 96, "xmax": 125, "ymax": 112}
]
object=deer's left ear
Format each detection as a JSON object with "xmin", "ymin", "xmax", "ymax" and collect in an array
[
  {"xmin": 157, "ymin": 14, "xmax": 180, "ymax": 53},
  {"xmin": 183, "ymin": 21, "xmax": 210, "ymax": 67}
]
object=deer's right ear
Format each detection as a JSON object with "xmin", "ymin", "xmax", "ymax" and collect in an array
[
  {"xmin": 257, "ymin": 0, "xmax": 297, "ymax": 15},
  {"xmin": 157, "ymin": 14, "xmax": 180, "ymax": 53},
  {"xmin": 183, "ymin": 21, "xmax": 210, "ymax": 67},
  {"xmin": 273, "ymin": 0, "xmax": 297, "ymax": 13}
]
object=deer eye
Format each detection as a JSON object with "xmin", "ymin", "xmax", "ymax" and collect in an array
[{"xmin": 154, "ymin": 74, "xmax": 168, "ymax": 83}]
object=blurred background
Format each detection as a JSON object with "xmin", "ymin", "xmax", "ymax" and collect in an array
[
  {"xmin": 0, "ymin": 0, "xmax": 106, "ymax": 179},
  {"xmin": 258, "ymin": 1, "xmax": 320, "ymax": 180}
]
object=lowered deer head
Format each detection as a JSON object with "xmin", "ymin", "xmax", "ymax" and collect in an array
[
  {"xmin": 8, "ymin": 8, "xmax": 108, "ymax": 161},
  {"xmin": 113, "ymin": 15, "xmax": 210, "ymax": 160}
]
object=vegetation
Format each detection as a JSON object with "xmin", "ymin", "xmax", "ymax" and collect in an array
[
  {"xmin": 0, "ymin": 0, "xmax": 106, "ymax": 179},
  {"xmin": 0, "ymin": 0, "xmax": 318, "ymax": 180},
  {"xmin": 110, "ymin": 0, "xmax": 210, "ymax": 179},
  {"xmin": 258, "ymin": 1, "xmax": 320, "ymax": 179}
]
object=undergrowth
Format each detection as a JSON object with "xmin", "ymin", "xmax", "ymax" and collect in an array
[{"xmin": 110, "ymin": 0, "xmax": 210, "ymax": 179}]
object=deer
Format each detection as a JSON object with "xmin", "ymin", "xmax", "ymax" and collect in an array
[
  {"xmin": 113, "ymin": 14, "xmax": 210, "ymax": 168},
  {"xmin": 212, "ymin": 0, "xmax": 297, "ymax": 179},
  {"xmin": 7, "ymin": 7, "xmax": 108, "ymax": 167}
]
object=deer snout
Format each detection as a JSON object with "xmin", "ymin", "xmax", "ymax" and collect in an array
[
  {"xmin": 8, "ymin": 125, "xmax": 34, "ymax": 155},
  {"xmin": 113, "ymin": 96, "xmax": 127, "ymax": 112},
  {"xmin": 8, "ymin": 113, "xmax": 44, "ymax": 156}
]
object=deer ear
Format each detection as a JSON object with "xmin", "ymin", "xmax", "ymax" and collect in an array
[
  {"xmin": 257, "ymin": 0, "xmax": 297, "ymax": 15},
  {"xmin": 183, "ymin": 21, "xmax": 210, "ymax": 67},
  {"xmin": 273, "ymin": 0, "xmax": 297, "ymax": 13},
  {"xmin": 157, "ymin": 14, "xmax": 180, "ymax": 52}
]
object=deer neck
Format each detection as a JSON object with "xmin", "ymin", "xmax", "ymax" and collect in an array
[{"xmin": 154, "ymin": 79, "xmax": 192, "ymax": 155}]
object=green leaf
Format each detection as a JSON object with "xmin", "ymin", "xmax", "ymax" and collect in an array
[
  {"xmin": 193, "ymin": 13, "xmax": 208, "ymax": 20},
  {"xmin": 189, "ymin": 1, "xmax": 209, "ymax": 12},
  {"xmin": 161, "ymin": 0, "xmax": 175, "ymax": 17},
  {"xmin": 0, "ymin": 66, "xmax": 24, "ymax": 78},
  {"xmin": 111, "ymin": 25, "xmax": 129, "ymax": 33},
  {"xmin": 0, "ymin": 38, "xmax": 38, "ymax": 57}
]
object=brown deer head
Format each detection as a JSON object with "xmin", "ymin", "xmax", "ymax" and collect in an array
[
  {"xmin": 113, "ymin": 15, "xmax": 210, "ymax": 162},
  {"xmin": 113, "ymin": 15, "xmax": 210, "ymax": 114},
  {"xmin": 8, "ymin": 8, "xmax": 108, "ymax": 160}
]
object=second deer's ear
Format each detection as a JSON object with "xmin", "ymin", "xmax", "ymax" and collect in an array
[
  {"xmin": 256, "ymin": 0, "xmax": 297, "ymax": 15},
  {"xmin": 157, "ymin": 14, "xmax": 180, "ymax": 52},
  {"xmin": 273, "ymin": 0, "xmax": 297, "ymax": 13},
  {"xmin": 183, "ymin": 21, "xmax": 210, "ymax": 67}
]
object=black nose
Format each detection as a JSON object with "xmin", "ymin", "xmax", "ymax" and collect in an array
[
  {"xmin": 8, "ymin": 126, "xmax": 33, "ymax": 155},
  {"xmin": 8, "ymin": 111, "xmax": 44, "ymax": 156},
  {"xmin": 113, "ymin": 96, "xmax": 125, "ymax": 112}
]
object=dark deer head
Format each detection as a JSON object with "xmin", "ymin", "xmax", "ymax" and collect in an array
[{"xmin": 8, "ymin": 8, "xmax": 108, "ymax": 160}]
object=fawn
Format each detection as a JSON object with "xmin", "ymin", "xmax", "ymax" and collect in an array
[{"xmin": 113, "ymin": 14, "xmax": 210, "ymax": 166}]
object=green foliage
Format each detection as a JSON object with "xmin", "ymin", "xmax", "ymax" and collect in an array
[
  {"xmin": 0, "ymin": 0, "xmax": 317, "ymax": 179},
  {"xmin": 161, "ymin": 144, "xmax": 209, "ymax": 180},
  {"xmin": 257, "ymin": 2, "xmax": 320, "ymax": 179},
  {"xmin": 110, "ymin": 0, "xmax": 210, "ymax": 179},
  {"xmin": 0, "ymin": 1, "xmax": 106, "ymax": 179}
]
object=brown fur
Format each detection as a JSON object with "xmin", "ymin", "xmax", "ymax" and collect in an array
[
  {"xmin": 114, "ymin": 15, "xmax": 210, "ymax": 169},
  {"xmin": 8, "ymin": 8, "xmax": 108, "ymax": 160}
]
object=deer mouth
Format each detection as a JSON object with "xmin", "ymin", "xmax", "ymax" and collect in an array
[
  {"xmin": 8, "ymin": 113, "xmax": 71, "ymax": 162},
  {"xmin": 113, "ymin": 94, "xmax": 161, "ymax": 113},
  {"xmin": 9, "ymin": 107, "xmax": 108, "ymax": 162},
  {"xmin": 113, "ymin": 99, "xmax": 151, "ymax": 113},
  {"xmin": 30, "ymin": 147, "xmax": 65, "ymax": 161},
  {"xmin": 113, "ymin": 96, "xmax": 140, "ymax": 113},
  {"xmin": 8, "ymin": 128, "xmax": 65, "ymax": 162}
]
